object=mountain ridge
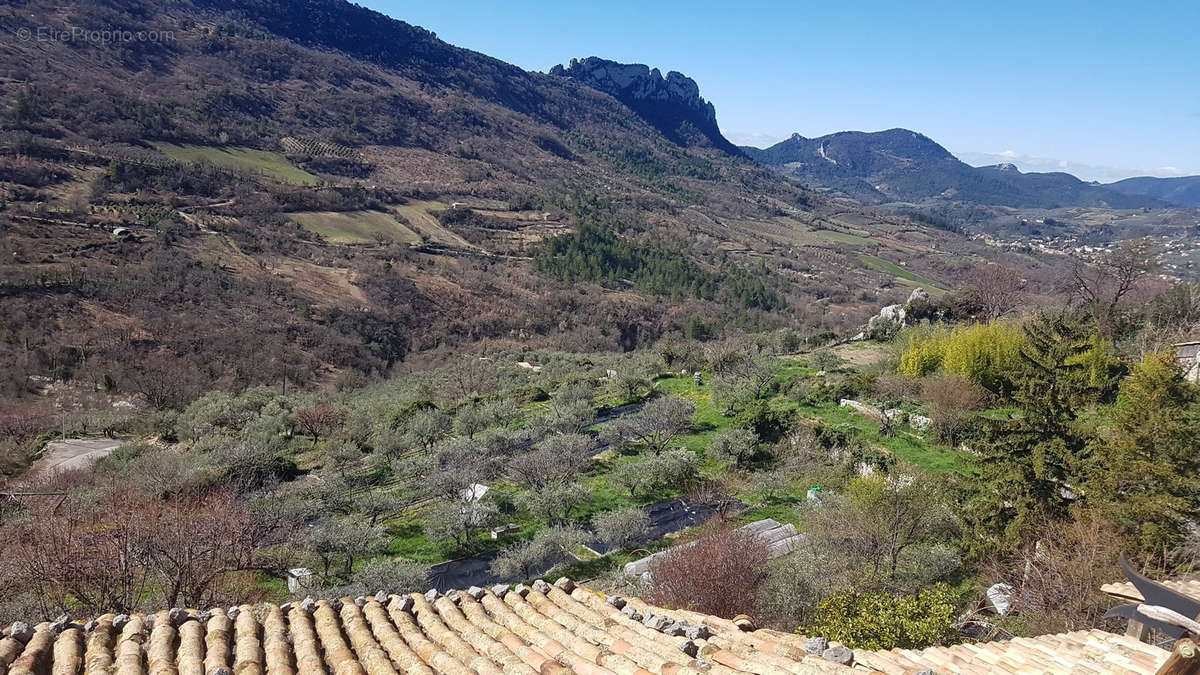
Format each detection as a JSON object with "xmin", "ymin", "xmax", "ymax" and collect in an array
[
  {"xmin": 1104, "ymin": 175, "xmax": 1200, "ymax": 207},
  {"xmin": 742, "ymin": 128, "xmax": 1169, "ymax": 209}
]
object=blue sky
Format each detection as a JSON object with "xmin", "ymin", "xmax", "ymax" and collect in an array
[{"xmin": 364, "ymin": 0, "xmax": 1200, "ymax": 181}]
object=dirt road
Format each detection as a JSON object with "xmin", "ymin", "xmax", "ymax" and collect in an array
[{"xmin": 31, "ymin": 438, "xmax": 126, "ymax": 477}]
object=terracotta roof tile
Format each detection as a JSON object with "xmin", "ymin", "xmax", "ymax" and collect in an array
[
  {"xmin": 0, "ymin": 581, "xmax": 1173, "ymax": 674},
  {"xmin": 854, "ymin": 629, "xmax": 1169, "ymax": 674}
]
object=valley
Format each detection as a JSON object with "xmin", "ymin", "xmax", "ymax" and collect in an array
[{"xmin": 0, "ymin": 0, "xmax": 1198, "ymax": 669}]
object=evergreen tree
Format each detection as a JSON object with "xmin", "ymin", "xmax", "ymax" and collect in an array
[
  {"xmin": 1085, "ymin": 352, "xmax": 1200, "ymax": 563},
  {"xmin": 964, "ymin": 314, "xmax": 1094, "ymax": 553}
]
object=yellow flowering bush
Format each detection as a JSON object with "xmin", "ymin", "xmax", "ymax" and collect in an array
[{"xmin": 801, "ymin": 584, "xmax": 960, "ymax": 650}]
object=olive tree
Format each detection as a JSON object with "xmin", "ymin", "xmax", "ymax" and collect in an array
[
  {"xmin": 609, "ymin": 449, "xmax": 698, "ymax": 497},
  {"xmin": 507, "ymin": 433, "xmax": 593, "ymax": 488},
  {"xmin": 593, "ymin": 507, "xmax": 651, "ymax": 551},
  {"xmin": 318, "ymin": 558, "xmax": 429, "ymax": 598},
  {"xmin": 405, "ymin": 408, "xmax": 450, "ymax": 453},
  {"xmin": 423, "ymin": 499, "xmax": 499, "ymax": 550},
  {"xmin": 355, "ymin": 491, "xmax": 407, "ymax": 526},
  {"xmin": 307, "ymin": 518, "xmax": 388, "ymax": 578},
  {"xmin": 601, "ymin": 395, "xmax": 694, "ymax": 453},
  {"xmin": 516, "ymin": 482, "xmax": 593, "ymax": 525},
  {"xmin": 489, "ymin": 526, "xmax": 589, "ymax": 581},
  {"xmin": 708, "ymin": 428, "xmax": 759, "ymax": 467}
]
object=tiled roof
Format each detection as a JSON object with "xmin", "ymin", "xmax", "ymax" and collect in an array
[
  {"xmin": 0, "ymin": 579, "xmax": 856, "ymax": 675},
  {"xmin": 1101, "ymin": 578, "xmax": 1200, "ymax": 604},
  {"xmin": 0, "ymin": 579, "xmax": 1170, "ymax": 674},
  {"xmin": 854, "ymin": 629, "xmax": 1169, "ymax": 675}
]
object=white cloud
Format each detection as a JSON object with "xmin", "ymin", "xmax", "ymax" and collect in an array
[{"xmin": 724, "ymin": 130, "xmax": 788, "ymax": 148}]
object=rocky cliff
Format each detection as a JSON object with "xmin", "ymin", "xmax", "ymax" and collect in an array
[{"xmin": 550, "ymin": 57, "xmax": 740, "ymax": 154}]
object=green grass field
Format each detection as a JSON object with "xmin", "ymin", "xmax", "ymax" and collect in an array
[
  {"xmin": 154, "ymin": 142, "xmax": 318, "ymax": 184},
  {"xmin": 796, "ymin": 401, "xmax": 971, "ymax": 475},
  {"xmin": 393, "ymin": 200, "xmax": 474, "ymax": 248},
  {"xmin": 289, "ymin": 210, "xmax": 421, "ymax": 245},
  {"xmin": 859, "ymin": 254, "xmax": 951, "ymax": 291}
]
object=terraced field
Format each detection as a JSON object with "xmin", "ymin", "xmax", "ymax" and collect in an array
[
  {"xmin": 153, "ymin": 143, "xmax": 318, "ymax": 184},
  {"xmin": 394, "ymin": 200, "xmax": 475, "ymax": 248},
  {"xmin": 859, "ymin": 254, "xmax": 951, "ymax": 291},
  {"xmin": 289, "ymin": 210, "xmax": 421, "ymax": 245}
]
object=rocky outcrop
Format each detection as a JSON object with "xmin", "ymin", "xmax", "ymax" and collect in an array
[
  {"xmin": 550, "ymin": 57, "xmax": 740, "ymax": 154},
  {"xmin": 852, "ymin": 287, "xmax": 931, "ymax": 341}
]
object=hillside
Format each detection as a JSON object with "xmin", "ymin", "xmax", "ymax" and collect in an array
[
  {"xmin": 742, "ymin": 129, "xmax": 1165, "ymax": 209},
  {"xmin": 1106, "ymin": 175, "xmax": 1200, "ymax": 207},
  {"xmin": 0, "ymin": 0, "xmax": 1057, "ymax": 404}
]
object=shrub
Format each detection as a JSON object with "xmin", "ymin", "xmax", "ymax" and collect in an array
[
  {"xmin": 802, "ymin": 584, "xmax": 959, "ymax": 650},
  {"xmin": 920, "ymin": 374, "xmax": 988, "ymax": 444},
  {"xmin": 733, "ymin": 402, "xmax": 792, "ymax": 443},
  {"xmin": 897, "ymin": 326, "xmax": 950, "ymax": 378},
  {"xmin": 649, "ymin": 523, "xmax": 770, "ymax": 618},
  {"xmin": 898, "ymin": 322, "xmax": 1024, "ymax": 394},
  {"xmin": 940, "ymin": 322, "xmax": 1023, "ymax": 394},
  {"xmin": 809, "ymin": 350, "xmax": 843, "ymax": 371}
]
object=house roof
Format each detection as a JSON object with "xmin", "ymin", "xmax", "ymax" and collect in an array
[
  {"xmin": 1174, "ymin": 342, "xmax": 1200, "ymax": 361},
  {"xmin": 853, "ymin": 629, "xmax": 1169, "ymax": 675},
  {"xmin": 0, "ymin": 579, "xmax": 1171, "ymax": 674},
  {"xmin": 1101, "ymin": 578, "xmax": 1200, "ymax": 604}
]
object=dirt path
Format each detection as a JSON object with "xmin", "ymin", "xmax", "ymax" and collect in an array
[{"xmin": 29, "ymin": 438, "xmax": 126, "ymax": 477}]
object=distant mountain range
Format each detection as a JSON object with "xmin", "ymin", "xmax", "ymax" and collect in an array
[
  {"xmin": 742, "ymin": 130, "xmax": 1198, "ymax": 209},
  {"xmin": 1105, "ymin": 175, "xmax": 1200, "ymax": 207}
]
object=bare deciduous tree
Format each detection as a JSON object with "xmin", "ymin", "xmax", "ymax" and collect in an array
[
  {"xmin": 293, "ymin": 403, "xmax": 345, "ymax": 446},
  {"xmin": 1068, "ymin": 238, "xmax": 1161, "ymax": 334},
  {"xmin": 984, "ymin": 513, "xmax": 1123, "ymax": 635},
  {"xmin": 963, "ymin": 264, "xmax": 1025, "ymax": 320},
  {"xmin": 137, "ymin": 492, "xmax": 260, "ymax": 608},
  {"xmin": 1, "ymin": 491, "xmax": 266, "ymax": 616}
]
